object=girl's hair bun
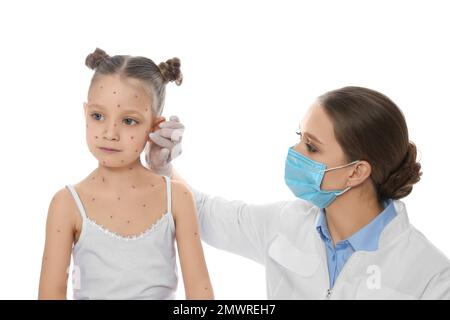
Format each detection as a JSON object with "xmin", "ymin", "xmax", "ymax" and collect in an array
[
  {"xmin": 85, "ymin": 47, "xmax": 110, "ymax": 70},
  {"xmin": 158, "ymin": 57, "xmax": 183, "ymax": 85}
]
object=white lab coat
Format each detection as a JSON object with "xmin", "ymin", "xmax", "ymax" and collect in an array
[{"xmin": 193, "ymin": 189, "xmax": 450, "ymax": 299}]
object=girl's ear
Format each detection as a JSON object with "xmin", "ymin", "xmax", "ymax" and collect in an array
[
  {"xmin": 151, "ymin": 116, "xmax": 166, "ymax": 132},
  {"xmin": 147, "ymin": 116, "xmax": 166, "ymax": 142}
]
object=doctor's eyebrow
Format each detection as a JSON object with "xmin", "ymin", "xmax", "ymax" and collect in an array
[{"xmin": 298, "ymin": 127, "xmax": 324, "ymax": 145}]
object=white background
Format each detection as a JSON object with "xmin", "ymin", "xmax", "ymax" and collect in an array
[{"xmin": 0, "ymin": 0, "xmax": 449, "ymax": 299}]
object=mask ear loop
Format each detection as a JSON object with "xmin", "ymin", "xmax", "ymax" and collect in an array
[
  {"xmin": 324, "ymin": 160, "xmax": 360, "ymax": 172},
  {"xmin": 324, "ymin": 160, "xmax": 361, "ymax": 195},
  {"xmin": 336, "ymin": 185, "xmax": 352, "ymax": 196}
]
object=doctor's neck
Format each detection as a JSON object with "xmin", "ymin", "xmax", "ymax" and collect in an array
[{"xmin": 324, "ymin": 187, "xmax": 383, "ymax": 246}]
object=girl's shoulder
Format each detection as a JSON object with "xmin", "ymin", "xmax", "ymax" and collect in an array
[
  {"xmin": 169, "ymin": 179, "xmax": 195, "ymax": 221},
  {"xmin": 46, "ymin": 186, "xmax": 79, "ymax": 232}
]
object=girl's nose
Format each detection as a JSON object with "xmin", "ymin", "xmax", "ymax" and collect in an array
[{"xmin": 104, "ymin": 122, "xmax": 120, "ymax": 140}]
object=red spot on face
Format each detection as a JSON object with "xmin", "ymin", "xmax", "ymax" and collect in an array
[
  {"xmin": 92, "ymin": 197, "xmax": 95, "ymax": 201},
  {"xmin": 128, "ymin": 167, "xmax": 132, "ymax": 170},
  {"xmin": 102, "ymin": 161, "xmax": 106, "ymax": 165},
  {"xmin": 130, "ymin": 136, "xmax": 134, "ymax": 139},
  {"xmin": 134, "ymin": 95, "xmax": 138, "ymax": 98},
  {"xmin": 117, "ymin": 197, "xmax": 120, "ymax": 200},
  {"xmin": 132, "ymin": 185, "xmax": 136, "ymax": 189},
  {"xmin": 114, "ymin": 123, "xmax": 117, "ymax": 127},
  {"xmin": 100, "ymin": 86, "xmax": 103, "ymax": 89},
  {"xmin": 117, "ymin": 104, "xmax": 121, "ymax": 108},
  {"xmin": 113, "ymin": 91, "xmax": 116, "ymax": 94},
  {"xmin": 102, "ymin": 177, "xmax": 105, "ymax": 183},
  {"xmin": 143, "ymin": 204, "xmax": 146, "ymax": 207},
  {"xmin": 121, "ymin": 160, "xmax": 124, "ymax": 163},
  {"xmin": 95, "ymin": 136, "xmax": 98, "ymax": 139},
  {"xmin": 135, "ymin": 149, "xmax": 138, "ymax": 152}
]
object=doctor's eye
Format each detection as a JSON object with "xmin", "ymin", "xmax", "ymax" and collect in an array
[
  {"xmin": 90, "ymin": 113, "xmax": 103, "ymax": 121},
  {"xmin": 306, "ymin": 143, "xmax": 318, "ymax": 153},
  {"xmin": 123, "ymin": 118, "xmax": 139, "ymax": 126}
]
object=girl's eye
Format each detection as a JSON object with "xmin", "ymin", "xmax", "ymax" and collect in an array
[
  {"xmin": 91, "ymin": 113, "xmax": 103, "ymax": 121},
  {"xmin": 296, "ymin": 130, "xmax": 303, "ymax": 140},
  {"xmin": 123, "ymin": 118, "xmax": 139, "ymax": 126}
]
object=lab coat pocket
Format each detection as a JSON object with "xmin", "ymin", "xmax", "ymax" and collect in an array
[{"xmin": 268, "ymin": 233, "xmax": 320, "ymax": 277}]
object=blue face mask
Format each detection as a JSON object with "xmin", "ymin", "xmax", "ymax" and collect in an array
[{"xmin": 284, "ymin": 146, "xmax": 360, "ymax": 208}]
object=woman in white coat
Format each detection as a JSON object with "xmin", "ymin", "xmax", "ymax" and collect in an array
[{"xmin": 146, "ymin": 86, "xmax": 450, "ymax": 299}]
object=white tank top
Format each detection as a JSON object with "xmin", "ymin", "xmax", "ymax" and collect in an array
[{"xmin": 65, "ymin": 176, "xmax": 178, "ymax": 300}]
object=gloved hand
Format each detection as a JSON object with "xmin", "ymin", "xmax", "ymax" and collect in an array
[{"xmin": 145, "ymin": 115, "xmax": 185, "ymax": 176}]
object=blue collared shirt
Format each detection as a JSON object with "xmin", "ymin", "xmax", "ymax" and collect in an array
[{"xmin": 316, "ymin": 199, "xmax": 397, "ymax": 288}]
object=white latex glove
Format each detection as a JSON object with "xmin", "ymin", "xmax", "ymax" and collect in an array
[{"xmin": 145, "ymin": 115, "xmax": 184, "ymax": 176}]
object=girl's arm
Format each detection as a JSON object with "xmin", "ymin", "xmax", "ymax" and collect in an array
[
  {"xmin": 38, "ymin": 188, "xmax": 76, "ymax": 299},
  {"xmin": 172, "ymin": 180, "xmax": 214, "ymax": 299}
]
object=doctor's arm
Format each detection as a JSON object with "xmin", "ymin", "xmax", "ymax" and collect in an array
[
  {"xmin": 420, "ymin": 268, "xmax": 450, "ymax": 299},
  {"xmin": 148, "ymin": 117, "xmax": 285, "ymax": 264},
  {"xmin": 172, "ymin": 170, "xmax": 287, "ymax": 264}
]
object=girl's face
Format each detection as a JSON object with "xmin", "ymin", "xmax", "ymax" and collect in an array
[
  {"xmin": 293, "ymin": 103, "xmax": 357, "ymax": 191},
  {"xmin": 83, "ymin": 74, "xmax": 163, "ymax": 167}
]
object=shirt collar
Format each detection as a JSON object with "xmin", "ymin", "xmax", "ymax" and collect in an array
[{"xmin": 315, "ymin": 199, "xmax": 397, "ymax": 251}]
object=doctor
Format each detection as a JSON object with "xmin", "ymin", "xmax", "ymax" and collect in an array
[{"xmin": 146, "ymin": 86, "xmax": 450, "ymax": 299}]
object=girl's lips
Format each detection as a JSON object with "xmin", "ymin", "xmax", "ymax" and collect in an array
[{"xmin": 98, "ymin": 147, "xmax": 121, "ymax": 153}]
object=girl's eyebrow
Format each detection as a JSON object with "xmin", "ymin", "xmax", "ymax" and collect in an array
[{"xmin": 88, "ymin": 103, "xmax": 145, "ymax": 117}]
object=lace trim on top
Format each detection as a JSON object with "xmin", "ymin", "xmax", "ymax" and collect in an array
[{"xmin": 85, "ymin": 211, "xmax": 171, "ymax": 241}]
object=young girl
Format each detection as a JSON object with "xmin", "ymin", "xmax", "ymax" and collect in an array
[{"xmin": 38, "ymin": 48, "xmax": 214, "ymax": 300}]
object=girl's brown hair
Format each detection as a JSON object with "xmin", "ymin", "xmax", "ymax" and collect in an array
[
  {"xmin": 85, "ymin": 47, "xmax": 182, "ymax": 117},
  {"xmin": 318, "ymin": 86, "xmax": 422, "ymax": 201}
]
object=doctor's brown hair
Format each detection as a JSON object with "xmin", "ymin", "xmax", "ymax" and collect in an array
[
  {"xmin": 317, "ymin": 86, "xmax": 422, "ymax": 202},
  {"xmin": 85, "ymin": 47, "xmax": 182, "ymax": 117}
]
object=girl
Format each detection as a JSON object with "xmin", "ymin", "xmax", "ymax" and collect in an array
[
  {"xmin": 38, "ymin": 48, "xmax": 213, "ymax": 300},
  {"xmin": 149, "ymin": 86, "xmax": 450, "ymax": 299}
]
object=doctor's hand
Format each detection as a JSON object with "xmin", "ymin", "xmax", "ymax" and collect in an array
[{"xmin": 145, "ymin": 115, "xmax": 184, "ymax": 177}]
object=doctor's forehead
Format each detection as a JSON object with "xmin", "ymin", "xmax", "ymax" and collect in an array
[{"xmin": 299, "ymin": 103, "xmax": 335, "ymax": 142}]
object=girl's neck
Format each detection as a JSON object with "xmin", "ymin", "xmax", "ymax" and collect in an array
[{"xmin": 89, "ymin": 158, "xmax": 152, "ymax": 192}]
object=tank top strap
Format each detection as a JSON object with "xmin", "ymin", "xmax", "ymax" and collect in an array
[
  {"xmin": 163, "ymin": 176, "xmax": 172, "ymax": 214},
  {"xmin": 65, "ymin": 184, "xmax": 87, "ymax": 219}
]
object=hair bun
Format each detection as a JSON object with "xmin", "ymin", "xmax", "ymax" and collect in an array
[
  {"xmin": 85, "ymin": 47, "xmax": 110, "ymax": 70},
  {"xmin": 158, "ymin": 58, "xmax": 183, "ymax": 85},
  {"xmin": 378, "ymin": 142, "xmax": 422, "ymax": 200}
]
